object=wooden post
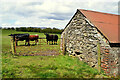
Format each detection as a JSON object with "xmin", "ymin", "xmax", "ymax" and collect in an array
[
  {"xmin": 11, "ymin": 37, "xmax": 15, "ymax": 55},
  {"xmin": 97, "ymin": 41, "xmax": 101, "ymax": 73},
  {"xmin": 14, "ymin": 36, "xmax": 16, "ymax": 54},
  {"xmin": 62, "ymin": 34, "xmax": 66, "ymax": 55}
]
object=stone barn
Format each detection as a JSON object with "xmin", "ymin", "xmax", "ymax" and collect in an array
[{"xmin": 61, "ymin": 9, "xmax": 120, "ymax": 76}]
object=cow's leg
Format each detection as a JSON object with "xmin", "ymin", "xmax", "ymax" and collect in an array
[
  {"xmin": 25, "ymin": 40, "xmax": 28, "ymax": 46},
  {"xmin": 28, "ymin": 41, "xmax": 30, "ymax": 46},
  {"xmin": 52, "ymin": 41, "xmax": 53, "ymax": 45},
  {"xmin": 55, "ymin": 41, "xmax": 56, "ymax": 45},
  {"xmin": 36, "ymin": 39, "xmax": 38, "ymax": 45},
  {"xmin": 35, "ymin": 40, "xmax": 38, "ymax": 45},
  {"xmin": 27, "ymin": 40, "xmax": 30, "ymax": 46},
  {"xmin": 25, "ymin": 41, "xmax": 26, "ymax": 45},
  {"xmin": 53, "ymin": 40, "xmax": 55, "ymax": 45},
  {"xmin": 47, "ymin": 40, "xmax": 48, "ymax": 44},
  {"xmin": 55, "ymin": 41, "xmax": 57, "ymax": 45},
  {"xmin": 35, "ymin": 40, "xmax": 36, "ymax": 45}
]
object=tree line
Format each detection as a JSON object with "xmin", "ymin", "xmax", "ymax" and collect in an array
[{"xmin": 2, "ymin": 27, "xmax": 64, "ymax": 34}]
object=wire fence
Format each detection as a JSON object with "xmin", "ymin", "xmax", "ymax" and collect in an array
[{"xmin": 10, "ymin": 37, "xmax": 64, "ymax": 56}]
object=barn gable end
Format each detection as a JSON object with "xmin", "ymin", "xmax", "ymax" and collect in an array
[{"xmin": 61, "ymin": 9, "xmax": 120, "ymax": 76}]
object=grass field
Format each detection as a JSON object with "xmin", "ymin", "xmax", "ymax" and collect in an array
[{"xmin": 2, "ymin": 29, "xmax": 109, "ymax": 78}]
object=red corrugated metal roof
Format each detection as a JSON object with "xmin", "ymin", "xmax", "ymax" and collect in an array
[{"xmin": 79, "ymin": 9, "xmax": 120, "ymax": 43}]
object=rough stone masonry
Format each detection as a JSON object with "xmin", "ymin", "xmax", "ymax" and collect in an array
[{"xmin": 61, "ymin": 10, "xmax": 120, "ymax": 76}]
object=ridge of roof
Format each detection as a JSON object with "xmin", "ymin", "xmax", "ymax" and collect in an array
[{"xmin": 78, "ymin": 9, "xmax": 119, "ymax": 16}]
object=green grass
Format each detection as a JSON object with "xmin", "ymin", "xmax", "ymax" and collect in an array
[
  {"xmin": 2, "ymin": 30, "xmax": 109, "ymax": 78},
  {"xmin": 3, "ymin": 54, "xmax": 100, "ymax": 78}
]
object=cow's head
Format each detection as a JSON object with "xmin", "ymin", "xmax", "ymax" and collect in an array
[
  {"xmin": 8, "ymin": 34, "xmax": 14, "ymax": 36},
  {"xmin": 44, "ymin": 33, "xmax": 49, "ymax": 37}
]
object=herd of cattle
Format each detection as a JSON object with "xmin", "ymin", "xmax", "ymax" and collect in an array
[{"xmin": 8, "ymin": 33, "xmax": 58, "ymax": 46}]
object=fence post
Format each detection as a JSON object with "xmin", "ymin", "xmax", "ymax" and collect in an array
[
  {"xmin": 97, "ymin": 41, "xmax": 101, "ymax": 73},
  {"xmin": 14, "ymin": 36, "xmax": 16, "ymax": 54},
  {"xmin": 62, "ymin": 34, "xmax": 66, "ymax": 55},
  {"xmin": 11, "ymin": 36, "xmax": 15, "ymax": 55}
]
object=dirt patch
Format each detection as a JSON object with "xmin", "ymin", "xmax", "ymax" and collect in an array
[{"xmin": 18, "ymin": 50, "xmax": 60, "ymax": 56}]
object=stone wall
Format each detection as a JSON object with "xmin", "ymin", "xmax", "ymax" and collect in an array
[
  {"xmin": 61, "ymin": 10, "xmax": 120, "ymax": 76},
  {"xmin": 101, "ymin": 46, "xmax": 120, "ymax": 76}
]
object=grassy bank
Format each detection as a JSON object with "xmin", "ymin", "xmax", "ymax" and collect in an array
[{"xmin": 3, "ymin": 54, "xmax": 100, "ymax": 78}]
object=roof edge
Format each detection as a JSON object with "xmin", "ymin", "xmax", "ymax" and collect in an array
[
  {"xmin": 62, "ymin": 9, "xmax": 87, "ymax": 33},
  {"xmin": 78, "ymin": 9, "xmax": 119, "ymax": 16}
]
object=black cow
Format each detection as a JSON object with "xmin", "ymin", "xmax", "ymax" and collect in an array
[
  {"xmin": 44, "ymin": 33, "xmax": 58, "ymax": 45},
  {"xmin": 8, "ymin": 34, "xmax": 30, "ymax": 46}
]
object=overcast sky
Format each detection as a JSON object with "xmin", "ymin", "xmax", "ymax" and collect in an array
[{"xmin": 0, "ymin": 0, "xmax": 119, "ymax": 29}]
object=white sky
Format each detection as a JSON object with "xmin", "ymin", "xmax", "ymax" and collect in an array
[{"xmin": 0, "ymin": 0, "xmax": 119, "ymax": 29}]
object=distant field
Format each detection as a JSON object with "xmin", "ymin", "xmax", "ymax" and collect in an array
[{"xmin": 2, "ymin": 30, "xmax": 108, "ymax": 78}]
